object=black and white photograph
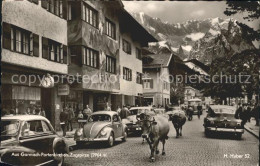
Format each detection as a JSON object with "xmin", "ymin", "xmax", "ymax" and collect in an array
[{"xmin": 0, "ymin": 0, "xmax": 259, "ymax": 166}]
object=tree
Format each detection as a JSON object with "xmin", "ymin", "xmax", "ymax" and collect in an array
[
  {"xmin": 204, "ymin": 50, "xmax": 260, "ymax": 102},
  {"xmin": 224, "ymin": 1, "xmax": 260, "ymax": 21}
]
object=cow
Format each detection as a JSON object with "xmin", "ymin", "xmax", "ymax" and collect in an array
[
  {"xmin": 168, "ymin": 110, "xmax": 186, "ymax": 138},
  {"xmin": 137, "ymin": 113, "xmax": 169, "ymax": 162}
]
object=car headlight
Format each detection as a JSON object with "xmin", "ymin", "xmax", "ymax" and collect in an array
[
  {"xmin": 76, "ymin": 128, "xmax": 83, "ymax": 136},
  {"xmin": 100, "ymin": 129, "xmax": 107, "ymax": 136}
]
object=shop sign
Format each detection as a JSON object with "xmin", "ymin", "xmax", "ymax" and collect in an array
[{"xmin": 58, "ymin": 84, "xmax": 70, "ymax": 96}]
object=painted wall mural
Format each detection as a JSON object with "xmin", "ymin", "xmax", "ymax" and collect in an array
[{"xmin": 68, "ymin": 2, "xmax": 121, "ymax": 92}]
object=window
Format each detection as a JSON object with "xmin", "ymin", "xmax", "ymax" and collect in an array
[
  {"xmin": 105, "ymin": 18, "xmax": 116, "ymax": 39},
  {"xmin": 42, "ymin": 37, "xmax": 67, "ymax": 64},
  {"xmin": 136, "ymin": 72, "xmax": 142, "ymax": 84},
  {"xmin": 106, "ymin": 56, "xmax": 116, "ymax": 74},
  {"xmin": 164, "ymin": 82, "xmax": 168, "ymax": 90},
  {"xmin": 143, "ymin": 79, "xmax": 153, "ymax": 89},
  {"xmin": 83, "ymin": 47, "xmax": 99, "ymax": 68},
  {"xmin": 3, "ymin": 23, "xmax": 39, "ymax": 57},
  {"xmin": 123, "ymin": 67, "xmax": 132, "ymax": 81},
  {"xmin": 11, "ymin": 27, "xmax": 30, "ymax": 55},
  {"xmin": 42, "ymin": 0, "xmax": 63, "ymax": 18},
  {"xmin": 82, "ymin": 2, "xmax": 98, "ymax": 27},
  {"xmin": 136, "ymin": 48, "xmax": 142, "ymax": 60},
  {"xmin": 122, "ymin": 39, "xmax": 131, "ymax": 54}
]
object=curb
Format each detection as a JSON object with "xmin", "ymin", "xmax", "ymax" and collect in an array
[{"xmin": 244, "ymin": 126, "xmax": 259, "ymax": 139}]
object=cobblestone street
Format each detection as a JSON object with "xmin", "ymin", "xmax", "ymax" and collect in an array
[{"xmin": 63, "ymin": 114, "xmax": 259, "ymax": 166}]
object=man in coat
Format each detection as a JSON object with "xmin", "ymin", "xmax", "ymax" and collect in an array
[{"xmin": 60, "ymin": 108, "xmax": 69, "ymax": 137}]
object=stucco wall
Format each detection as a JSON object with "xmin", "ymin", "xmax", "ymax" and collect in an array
[
  {"xmin": 119, "ymin": 32, "xmax": 143, "ymax": 96},
  {"xmin": 2, "ymin": 1, "xmax": 68, "ymax": 74},
  {"xmin": 2, "ymin": 49, "xmax": 68, "ymax": 74}
]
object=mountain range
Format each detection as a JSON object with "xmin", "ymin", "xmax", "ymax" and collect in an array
[{"xmin": 131, "ymin": 12, "xmax": 256, "ymax": 64}]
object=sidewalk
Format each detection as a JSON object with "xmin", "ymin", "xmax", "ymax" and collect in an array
[{"xmin": 244, "ymin": 118, "xmax": 259, "ymax": 138}]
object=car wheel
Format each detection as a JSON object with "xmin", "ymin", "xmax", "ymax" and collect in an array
[
  {"xmin": 122, "ymin": 130, "xmax": 127, "ymax": 142},
  {"xmin": 107, "ymin": 132, "xmax": 114, "ymax": 147},
  {"xmin": 55, "ymin": 156, "xmax": 64, "ymax": 166}
]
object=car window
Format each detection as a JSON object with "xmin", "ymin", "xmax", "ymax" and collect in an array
[
  {"xmin": 21, "ymin": 120, "xmax": 43, "ymax": 136},
  {"xmin": 41, "ymin": 120, "xmax": 52, "ymax": 133},
  {"xmin": 89, "ymin": 114, "xmax": 111, "ymax": 122},
  {"xmin": 113, "ymin": 115, "xmax": 119, "ymax": 122},
  {"xmin": 1, "ymin": 120, "xmax": 20, "ymax": 136}
]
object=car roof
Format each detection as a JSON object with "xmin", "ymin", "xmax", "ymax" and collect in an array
[
  {"xmin": 209, "ymin": 105, "xmax": 236, "ymax": 114},
  {"xmin": 1, "ymin": 115, "xmax": 49, "ymax": 122},
  {"xmin": 129, "ymin": 107, "xmax": 152, "ymax": 110},
  {"xmin": 91, "ymin": 111, "xmax": 117, "ymax": 116}
]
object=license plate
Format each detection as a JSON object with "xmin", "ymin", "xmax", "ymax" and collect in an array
[
  {"xmin": 136, "ymin": 128, "xmax": 141, "ymax": 130},
  {"xmin": 78, "ymin": 120, "xmax": 87, "ymax": 122}
]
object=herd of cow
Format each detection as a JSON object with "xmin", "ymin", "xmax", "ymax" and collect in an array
[{"xmin": 136, "ymin": 110, "xmax": 186, "ymax": 162}]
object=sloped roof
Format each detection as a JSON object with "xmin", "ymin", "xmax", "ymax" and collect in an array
[{"xmin": 143, "ymin": 53, "xmax": 173, "ymax": 68}]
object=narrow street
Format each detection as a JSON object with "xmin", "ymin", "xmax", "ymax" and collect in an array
[{"xmin": 64, "ymin": 114, "xmax": 259, "ymax": 166}]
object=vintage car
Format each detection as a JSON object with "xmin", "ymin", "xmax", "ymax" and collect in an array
[
  {"xmin": 0, "ymin": 115, "xmax": 69, "ymax": 166},
  {"xmin": 74, "ymin": 111, "xmax": 127, "ymax": 147},
  {"xmin": 188, "ymin": 98, "xmax": 203, "ymax": 115},
  {"xmin": 122, "ymin": 107, "xmax": 155, "ymax": 134},
  {"xmin": 203, "ymin": 105, "xmax": 244, "ymax": 139}
]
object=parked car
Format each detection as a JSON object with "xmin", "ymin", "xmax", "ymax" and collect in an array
[
  {"xmin": 74, "ymin": 111, "xmax": 127, "ymax": 147},
  {"xmin": 122, "ymin": 107, "xmax": 155, "ymax": 134},
  {"xmin": 0, "ymin": 115, "xmax": 69, "ymax": 166},
  {"xmin": 203, "ymin": 105, "xmax": 244, "ymax": 139}
]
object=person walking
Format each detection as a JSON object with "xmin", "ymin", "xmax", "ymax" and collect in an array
[
  {"xmin": 120, "ymin": 106, "xmax": 130, "ymax": 119},
  {"xmin": 67, "ymin": 106, "xmax": 75, "ymax": 131},
  {"xmin": 83, "ymin": 105, "xmax": 92, "ymax": 119},
  {"xmin": 60, "ymin": 108, "xmax": 69, "ymax": 137},
  {"xmin": 105, "ymin": 102, "xmax": 112, "ymax": 111},
  {"xmin": 197, "ymin": 104, "xmax": 202, "ymax": 119},
  {"xmin": 116, "ymin": 106, "xmax": 121, "ymax": 114},
  {"xmin": 235, "ymin": 103, "xmax": 248, "ymax": 128},
  {"xmin": 40, "ymin": 108, "xmax": 46, "ymax": 117}
]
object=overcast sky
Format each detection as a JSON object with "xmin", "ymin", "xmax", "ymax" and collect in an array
[{"xmin": 123, "ymin": 1, "xmax": 259, "ymax": 30}]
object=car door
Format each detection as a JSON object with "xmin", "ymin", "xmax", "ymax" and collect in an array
[
  {"xmin": 112, "ymin": 115, "xmax": 123, "ymax": 138},
  {"xmin": 19, "ymin": 120, "xmax": 54, "ymax": 165}
]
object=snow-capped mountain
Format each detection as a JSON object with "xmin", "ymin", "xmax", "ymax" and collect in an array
[{"xmin": 131, "ymin": 12, "xmax": 256, "ymax": 64}]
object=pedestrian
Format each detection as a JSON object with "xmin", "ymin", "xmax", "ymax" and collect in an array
[
  {"xmin": 251, "ymin": 104, "xmax": 259, "ymax": 126},
  {"xmin": 26, "ymin": 107, "xmax": 31, "ymax": 115},
  {"xmin": 77, "ymin": 111, "xmax": 84, "ymax": 128},
  {"xmin": 40, "ymin": 108, "xmax": 46, "ymax": 117},
  {"xmin": 116, "ymin": 106, "xmax": 121, "ymax": 114},
  {"xmin": 246, "ymin": 103, "xmax": 252, "ymax": 122},
  {"xmin": 197, "ymin": 104, "xmax": 202, "ymax": 119},
  {"xmin": 235, "ymin": 103, "xmax": 247, "ymax": 127},
  {"xmin": 83, "ymin": 105, "xmax": 92, "ymax": 119},
  {"xmin": 35, "ymin": 108, "xmax": 41, "ymax": 115},
  {"xmin": 105, "ymin": 102, "xmax": 112, "ymax": 111},
  {"xmin": 67, "ymin": 106, "xmax": 75, "ymax": 131},
  {"xmin": 120, "ymin": 105, "xmax": 130, "ymax": 119},
  {"xmin": 60, "ymin": 108, "xmax": 69, "ymax": 137}
]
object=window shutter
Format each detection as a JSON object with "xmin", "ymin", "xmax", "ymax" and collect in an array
[
  {"xmin": 33, "ymin": 34, "xmax": 39, "ymax": 57},
  {"xmin": 150, "ymin": 79, "xmax": 153, "ymax": 89},
  {"xmin": 42, "ymin": 37, "xmax": 49, "ymax": 59},
  {"xmin": 61, "ymin": 0, "xmax": 67, "ymax": 19},
  {"xmin": 63, "ymin": 45, "xmax": 68, "ymax": 64},
  {"xmin": 41, "ymin": 0, "xmax": 48, "ymax": 9},
  {"xmin": 3, "ymin": 22, "xmax": 12, "ymax": 50}
]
